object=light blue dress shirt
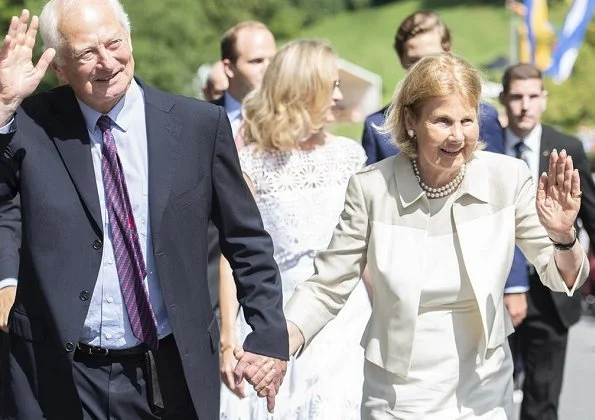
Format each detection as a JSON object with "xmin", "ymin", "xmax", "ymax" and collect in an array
[
  {"xmin": 76, "ymin": 80, "xmax": 172, "ymax": 348},
  {"xmin": 224, "ymin": 91, "xmax": 242, "ymax": 137}
]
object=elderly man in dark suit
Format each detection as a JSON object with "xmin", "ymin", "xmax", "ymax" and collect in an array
[
  {"xmin": 0, "ymin": 1, "xmax": 287, "ymax": 419},
  {"xmin": 500, "ymin": 62, "xmax": 595, "ymax": 420}
]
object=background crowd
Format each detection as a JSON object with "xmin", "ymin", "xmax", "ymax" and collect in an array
[{"xmin": 0, "ymin": 1, "xmax": 594, "ymax": 420}]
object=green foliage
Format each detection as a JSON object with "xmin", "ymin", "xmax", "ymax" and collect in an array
[
  {"xmin": 544, "ymin": 20, "xmax": 595, "ymax": 129},
  {"xmin": 2, "ymin": 0, "xmax": 591, "ymax": 136}
]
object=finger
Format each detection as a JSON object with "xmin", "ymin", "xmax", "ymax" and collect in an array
[
  {"xmin": 255, "ymin": 361, "xmax": 278, "ymax": 393},
  {"xmin": 233, "ymin": 359, "xmax": 249, "ymax": 386},
  {"xmin": 16, "ymin": 11, "xmax": 30, "ymax": 47},
  {"xmin": 266, "ymin": 387, "xmax": 277, "ymax": 413},
  {"xmin": 34, "ymin": 48, "xmax": 55, "ymax": 79},
  {"xmin": 571, "ymin": 169, "xmax": 581, "ymax": 198},
  {"xmin": 24, "ymin": 15, "xmax": 39, "ymax": 49},
  {"xmin": 0, "ymin": 34, "xmax": 15, "ymax": 61},
  {"xmin": 536, "ymin": 172, "xmax": 548, "ymax": 201},
  {"xmin": 233, "ymin": 345, "xmax": 245, "ymax": 361},
  {"xmin": 556, "ymin": 149, "xmax": 567, "ymax": 191},
  {"xmin": 547, "ymin": 149, "xmax": 558, "ymax": 195},
  {"xmin": 235, "ymin": 380, "xmax": 246, "ymax": 399},
  {"xmin": 222, "ymin": 364, "xmax": 236, "ymax": 391},
  {"xmin": 245, "ymin": 359, "xmax": 274, "ymax": 386},
  {"xmin": 563, "ymin": 155, "xmax": 573, "ymax": 196},
  {"xmin": 7, "ymin": 15, "xmax": 19, "ymax": 40}
]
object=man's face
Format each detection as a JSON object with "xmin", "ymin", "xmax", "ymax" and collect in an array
[
  {"xmin": 499, "ymin": 78, "xmax": 547, "ymax": 138},
  {"xmin": 52, "ymin": 1, "xmax": 134, "ymax": 114},
  {"xmin": 399, "ymin": 29, "xmax": 446, "ymax": 70},
  {"xmin": 224, "ymin": 27, "xmax": 276, "ymax": 102}
]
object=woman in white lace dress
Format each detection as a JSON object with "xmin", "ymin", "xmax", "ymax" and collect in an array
[{"xmin": 219, "ymin": 39, "xmax": 370, "ymax": 420}]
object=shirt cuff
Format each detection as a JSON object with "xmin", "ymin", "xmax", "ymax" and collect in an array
[
  {"xmin": 504, "ymin": 286, "xmax": 529, "ymax": 294},
  {"xmin": 0, "ymin": 278, "xmax": 18, "ymax": 289},
  {"xmin": 0, "ymin": 117, "xmax": 15, "ymax": 134}
]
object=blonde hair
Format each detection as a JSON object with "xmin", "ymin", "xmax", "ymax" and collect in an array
[
  {"xmin": 383, "ymin": 53, "xmax": 484, "ymax": 157},
  {"xmin": 242, "ymin": 39, "xmax": 337, "ymax": 151}
]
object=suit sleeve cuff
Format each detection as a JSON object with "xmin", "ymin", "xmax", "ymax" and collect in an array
[{"xmin": 0, "ymin": 278, "xmax": 18, "ymax": 289}]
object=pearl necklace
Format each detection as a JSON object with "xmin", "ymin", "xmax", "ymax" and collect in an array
[{"xmin": 411, "ymin": 159, "xmax": 466, "ymax": 199}]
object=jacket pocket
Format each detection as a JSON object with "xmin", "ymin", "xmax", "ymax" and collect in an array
[{"xmin": 9, "ymin": 309, "xmax": 45, "ymax": 343}]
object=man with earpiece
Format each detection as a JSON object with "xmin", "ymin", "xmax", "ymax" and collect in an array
[{"xmin": 499, "ymin": 62, "xmax": 595, "ymax": 420}]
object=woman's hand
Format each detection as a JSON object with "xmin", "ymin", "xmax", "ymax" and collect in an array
[
  {"xmin": 220, "ymin": 340, "xmax": 246, "ymax": 399},
  {"xmin": 536, "ymin": 149, "xmax": 581, "ymax": 242}
]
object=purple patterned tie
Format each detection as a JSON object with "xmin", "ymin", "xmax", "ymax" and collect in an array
[{"xmin": 97, "ymin": 115, "xmax": 158, "ymax": 350}]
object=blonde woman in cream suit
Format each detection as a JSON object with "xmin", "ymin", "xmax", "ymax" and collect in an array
[{"xmin": 283, "ymin": 53, "xmax": 589, "ymax": 420}]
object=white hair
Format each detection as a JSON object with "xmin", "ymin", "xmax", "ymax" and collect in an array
[{"xmin": 39, "ymin": 0, "xmax": 131, "ymax": 65}]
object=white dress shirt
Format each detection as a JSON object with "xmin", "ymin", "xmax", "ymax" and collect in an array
[
  {"xmin": 505, "ymin": 124, "xmax": 543, "ymax": 187},
  {"xmin": 77, "ymin": 80, "xmax": 172, "ymax": 348}
]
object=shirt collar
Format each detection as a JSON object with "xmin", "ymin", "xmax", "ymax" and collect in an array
[
  {"xmin": 224, "ymin": 91, "xmax": 242, "ymax": 119},
  {"xmin": 394, "ymin": 152, "xmax": 489, "ymax": 209},
  {"xmin": 505, "ymin": 124, "xmax": 542, "ymax": 153},
  {"xmin": 77, "ymin": 78, "xmax": 144, "ymax": 134}
]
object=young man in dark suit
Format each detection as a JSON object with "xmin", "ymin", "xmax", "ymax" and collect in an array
[
  {"xmin": 500, "ymin": 62, "xmax": 595, "ymax": 420},
  {"xmin": 0, "ymin": 1, "xmax": 287, "ymax": 419}
]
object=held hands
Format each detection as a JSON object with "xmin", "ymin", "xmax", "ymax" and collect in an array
[
  {"xmin": 0, "ymin": 10, "xmax": 55, "ymax": 123},
  {"xmin": 233, "ymin": 347, "xmax": 287, "ymax": 413},
  {"xmin": 536, "ymin": 149, "xmax": 581, "ymax": 243}
]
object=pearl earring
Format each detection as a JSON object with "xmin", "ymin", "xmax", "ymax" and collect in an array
[{"xmin": 407, "ymin": 129, "xmax": 415, "ymax": 138}]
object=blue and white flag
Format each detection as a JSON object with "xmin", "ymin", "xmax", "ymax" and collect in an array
[{"xmin": 545, "ymin": 0, "xmax": 595, "ymax": 83}]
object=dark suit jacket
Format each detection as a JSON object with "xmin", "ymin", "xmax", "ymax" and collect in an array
[
  {"xmin": 0, "ymin": 80, "xmax": 288, "ymax": 419},
  {"xmin": 361, "ymin": 102, "xmax": 529, "ymax": 291},
  {"xmin": 528, "ymin": 124, "xmax": 595, "ymax": 329}
]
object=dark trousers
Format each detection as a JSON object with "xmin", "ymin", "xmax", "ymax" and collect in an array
[
  {"xmin": 73, "ymin": 334, "xmax": 198, "ymax": 420},
  {"xmin": 511, "ymin": 281, "xmax": 569, "ymax": 420}
]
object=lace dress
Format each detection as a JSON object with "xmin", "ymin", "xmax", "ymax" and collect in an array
[{"xmin": 220, "ymin": 136, "xmax": 371, "ymax": 420}]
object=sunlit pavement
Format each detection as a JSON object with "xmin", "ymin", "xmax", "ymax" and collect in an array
[{"xmin": 512, "ymin": 315, "xmax": 595, "ymax": 420}]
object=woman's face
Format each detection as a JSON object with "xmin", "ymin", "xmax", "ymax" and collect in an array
[{"xmin": 406, "ymin": 94, "xmax": 479, "ymax": 176}]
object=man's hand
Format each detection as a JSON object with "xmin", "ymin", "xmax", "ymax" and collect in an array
[
  {"xmin": 0, "ymin": 285, "xmax": 16, "ymax": 332},
  {"xmin": 233, "ymin": 348, "xmax": 287, "ymax": 413},
  {"xmin": 0, "ymin": 9, "xmax": 55, "ymax": 125},
  {"xmin": 504, "ymin": 292, "xmax": 527, "ymax": 327}
]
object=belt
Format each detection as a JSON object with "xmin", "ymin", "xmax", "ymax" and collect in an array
[
  {"xmin": 76, "ymin": 342, "xmax": 148, "ymax": 358},
  {"xmin": 75, "ymin": 341, "xmax": 164, "ymax": 414}
]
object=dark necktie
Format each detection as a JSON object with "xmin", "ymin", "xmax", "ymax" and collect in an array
[
  {"xmin": 97, "ymin": 115, "xmax": 158, "ymax": 350},
  {"xmin": 514, "ymin": 140, "xmax": 529, "ymax": 166}
]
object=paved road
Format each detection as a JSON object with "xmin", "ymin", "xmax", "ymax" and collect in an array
[{"xmin": 513, "ymin": 315, "xmax": 595, "ymax": 420}]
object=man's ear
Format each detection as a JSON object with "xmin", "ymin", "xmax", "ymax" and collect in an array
[
  {"xmin": 498, "ymin": 92, "xmax": 506, "ymax": 106},
  {"xmin": 50, "ymin": 61, "xmax": 68, "ymax": 86},
  {"xmin": 541, "ymin": 90, "xmax": 548, "ymax": 111},
  {"xmin": 222, "ymin": 58, "xmax": 234, "ymax": 79}
]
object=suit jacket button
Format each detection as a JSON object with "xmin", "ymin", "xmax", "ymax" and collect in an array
[
  {"xmin": 79, "ymin": 291, "xmax": 90, "ymax": 301},
  {"xmin": 92, "ymin": 240, "xmax": 102, "ymax": 250},
  {"xmin": 65, "ymin": 342, "xmax": 75, "ymax": 352}
]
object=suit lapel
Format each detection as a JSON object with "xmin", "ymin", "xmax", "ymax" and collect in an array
[
  {"xmin": 50, "ymin": 88, "xmax": 103, "ymax": 233},
  {"xmin": 141, "ymin": 82, "xmax": 181, "ymax": 237}
]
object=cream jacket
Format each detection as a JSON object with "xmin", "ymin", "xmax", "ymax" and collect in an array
[{"xmin": 284, "ymin": 151, "xmax": 588, "ymax": 376}]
